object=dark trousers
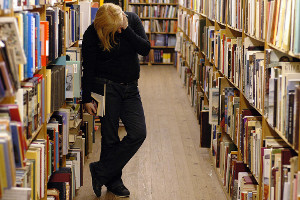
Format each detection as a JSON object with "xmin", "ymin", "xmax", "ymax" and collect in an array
[{"xmin": 93, "ymin": 79, "xmax": 146, "ymax": 188}]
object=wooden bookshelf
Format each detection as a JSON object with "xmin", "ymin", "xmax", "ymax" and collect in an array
[
  {"xmin": 0, "ymin": 0, "xmax": 86, "ymax": 199},
  {"xmin": 177, "ymin": 0, "xmax": 300, "ymax": 199},
  {"xmin": 127, "ymin": 1, "xmax": 178, "ymax": 65}
]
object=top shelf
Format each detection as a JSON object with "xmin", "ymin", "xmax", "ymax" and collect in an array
[{"xmin": 178, "ymin": 5, "xmax": 300, "ymax": 60}]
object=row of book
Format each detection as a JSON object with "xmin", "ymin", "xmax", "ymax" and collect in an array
[
  {"xmin": 178, "ymin": 0, "xmax": 206, "ymax": 15},
  {"xmin": 266, "ymin": 0, "xmax": 300, "ymax": 54},
  {"xmin": 152, "ymin": 50, "xmax": 173, "ymax": 63},
  {"xmin": 128, "ymin": 5, "xmax": 177, "ymax": 18},
  {"xmin": 178, "ymin": 9, "xmax": 206, "ymax": 49},
  {"xmin": 0, "ymin": 8, "xmax": 79, "ymax": 81},
  {"xmin": 151, "ymin": 19, "xmax": 177, "ymax": 32},
  {"xmin": 0, "ymin": 101, "xmax": 95, "ymax": 199},
  {"xmin": 265, "ymin": 59, "xmax": 300, "ymax": 148},
  {"xmin": 150, "ymin": 34, "xmax": 176, "ymax": 46},
  {"xmin": 211, "ymin": 123, "xmax": 300, "ymax": 200},
  {"xmin": 227, "ymin": 0, "xmax": 243, "ymax": 30},
  {"xmin": 151, "ymin": 5, "xmax": 177, "ymax": 18},
  {"xmin": 128, "ymin": 5, "xmax": 151, "ymax": 18}
]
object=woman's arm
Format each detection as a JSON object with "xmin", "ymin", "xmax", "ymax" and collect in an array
[
  {"xmin": 81, "ymin": 25, "xmax": 99, "ymax": 103},
  {"xmin": 122, "ymin": 12, "xmax": 151, "ymax": 56}
]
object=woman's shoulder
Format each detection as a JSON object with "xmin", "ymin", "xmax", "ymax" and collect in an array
[{"xmin": 83, "ymin": 23, "xmax": 97, "ymax": 38}]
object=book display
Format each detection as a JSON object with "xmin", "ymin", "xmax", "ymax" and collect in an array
[
  {"xmin": 126, "ymin": 0, "xmax": 178, "ymax": 64},
  {"xmin": 176, "ymin": 0, "xmax": 300, "ymax": 199},
  {"xmin": 0, "ymin": 0, "xmax": 99, "ymax": 199}
]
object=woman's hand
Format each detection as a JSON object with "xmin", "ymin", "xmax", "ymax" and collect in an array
[
  {"xmin": 122, "ymin": 12, "xmax": 128, "ymax": 29},
  {"xmin": 118, "ymin": 12, "xmax": 128, "ymax": 33},
  {"xmin": 84, "ymin": 102, "xmax": 97, "ymax": 116}
]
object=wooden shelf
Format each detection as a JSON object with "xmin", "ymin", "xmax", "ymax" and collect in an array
[
  {"xmin": 245, "ymin": 33, "xmax": 265, "ymax": 43},
  {"xmin": 267, "ymin": 42, "xmax": 300, "ymax": 59},
  {"xmin": 216, "ymin": 20, "xmax": 226, "ymax": 26},
  {"xmin": 177, "ymin": 27, "xmax": 200, "ymax": 48},
  {"xmin": 26, "ymin": 125, "xmax": 43, "ymax": 146},
  {"xmin": 227, "ymin": 25, "xmax": 242, "ymax": 33},
  {"xmin": 265, "ymin": 119, "xmax": 299, "ymax": 154},
  {"xmin": 151, "ymin": 62, "xmax": 174, "ymax": 65}
]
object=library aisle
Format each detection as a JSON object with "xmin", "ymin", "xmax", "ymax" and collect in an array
[{"xmin": 75, "ymin": 65, "xmax": 226, "ymax": 200}]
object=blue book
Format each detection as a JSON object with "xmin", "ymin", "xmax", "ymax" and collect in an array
[
  {"xmin": 91, "ymin": 7, "xmax": 98, "ymax": 23},
  {"xmin": 27, "ymin": 13, "xmax": 34, "ymax": 78},
  {"xmin": 10, "ymin": 123, "xmax": 22, "ymax": 168},
  {"xmin": 23, "ymin": 12, "xmax": 29, "ymax": 79},
  {"xmin": 33, "ymin": 12, "xmax": 41, "ymax": 70}
]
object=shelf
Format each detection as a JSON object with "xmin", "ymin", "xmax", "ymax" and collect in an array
[
  {"xmin": 177, "ymin": 27, "xmax": 200, "ymax": 49},
  {"xmin": 151, "ymin": 46, "xmax": 175, "ymax": 48},
  {"xmin": 227, "ymin": 25, "xmax": 242, "ymax": 33},
  {"xmin": 214, "ymin": 66, "xmax": 264, "ymax": 116},
  {"xmin": 151, "ymin": 62, "xmax": 174, "ymax": 65},
  {"xmin": 267, "ymin": 43, "xmax": 300, "ymax": 59},
  {"xmin": 245, "ymin": 33, "xmax": 265, "ymax": 43},
  {"xmin": 26, "ymin": 125, "xmax": 43, "ymax": 146},
  {"xmin": 265, "ymin": 119, "xmax": 299, "ymax": 154},
  {"xmin": 216, "ymin": 20, "xmax": 226, "ymax": 27}
]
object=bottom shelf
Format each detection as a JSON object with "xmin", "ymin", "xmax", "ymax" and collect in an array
[{"xmin": 151, "ymin": 62, "xmax": 174, "ymax": 65}]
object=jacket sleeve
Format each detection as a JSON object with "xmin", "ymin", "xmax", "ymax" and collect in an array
[
  {"xmin": 81, "ymin": 26, "xmax": 99, "ymax": 103},
  {"xmin": 122, "ymin": 12, "xmax": 151, "ymax": 56}
]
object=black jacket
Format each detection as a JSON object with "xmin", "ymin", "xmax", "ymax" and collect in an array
[{"xmin": 81, "ymin": 12, "xmax": 150, "ymax": 103}]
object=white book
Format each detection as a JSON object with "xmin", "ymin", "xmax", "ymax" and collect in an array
[{"xmin": 78, "ymin": 1, "xmax": 91, "ymax": 39}]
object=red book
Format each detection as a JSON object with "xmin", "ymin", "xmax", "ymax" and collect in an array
[{"xmin": 40, "ymin": 21, "xmax": 49, "ymax": 67}]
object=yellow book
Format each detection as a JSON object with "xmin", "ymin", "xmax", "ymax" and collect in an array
[
  {"xmin": 0, "ymin": 143, "xmax": 7, "ymax": 188},
  {"xmin": 15, "ymin": 13, "xmax": 24, "ymax": 81},
  {"xmin": 25, "ymin": 150, "xmax": 39, "ymax": 200},
  {"xmin": 46, "ymin": 69, "xmax": 51, "ymax": 118}
]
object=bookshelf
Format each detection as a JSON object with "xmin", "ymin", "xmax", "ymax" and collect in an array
[
  {"xmin": 126, "ymin": 0, "xmax": 178, "ymax": 65},
  {"xmin": 0, "ymin": 0, "xmax": 97, "ymax": 199},
  {"xmin": 177, "ymin": 0, "xmax": 300, "ymax": 199}
]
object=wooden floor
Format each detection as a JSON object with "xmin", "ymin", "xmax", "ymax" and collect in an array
[{"xmin": 75, "ymin": 65, "xmax": 227, "ymax": 200}]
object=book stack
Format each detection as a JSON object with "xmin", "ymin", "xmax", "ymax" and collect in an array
[
  {"xmin": 128, "ymin": 5, "xmax": 151, "ymax": 18},
  {"xmin": 177, "ymin": 0, "xmax": 300, "ymax": 199},
  {"xmin": 264, "ymin": 55, "xmax": 300, "ymax": 148},
  {"xmin": 151, "ymin": 20, "xmax": 177, "ymax": 33},
  {"xmin": 151, "ymin": 5, "xmax": 177, "ymax": 18}
]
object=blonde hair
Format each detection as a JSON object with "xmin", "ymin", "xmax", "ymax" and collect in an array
[{"xmin": 94, "ymin": 3, "xmax": 123, "ymax": 51}]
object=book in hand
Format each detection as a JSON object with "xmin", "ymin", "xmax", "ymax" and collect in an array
[{"xmin": 91, "ymin": 84, "xmax": 106, "ymax": 117}]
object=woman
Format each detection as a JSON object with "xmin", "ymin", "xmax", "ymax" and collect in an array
[{"xmin": 81, "ymin": 3, "xmax": 150, "ymax": 198}]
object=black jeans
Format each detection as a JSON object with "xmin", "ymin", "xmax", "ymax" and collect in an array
[{"xmin": 93, "ymin": 78, "xmax": 146, "ymax": 188}]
